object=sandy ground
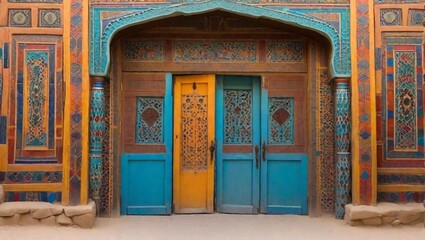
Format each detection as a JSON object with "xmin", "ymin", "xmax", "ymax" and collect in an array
[{"xmin": 0, "ymin": 214, "xmax": 423, "ymax": 240}]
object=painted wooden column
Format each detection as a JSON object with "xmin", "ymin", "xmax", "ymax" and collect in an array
[
  {"xmin": 89, "ymin": 76, "xmax": 106, "ymax": 214},
  {"xmin": 350, "ymin": 0, "xmax": 377, "ymax": 206},
  {"xmin": 334, "ymin": 78, "xmax": 351, "ymax": 219}
]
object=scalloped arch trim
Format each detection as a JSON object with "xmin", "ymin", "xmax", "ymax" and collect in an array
[{"xmin": 90, "ymin": 0, "xmax": 351, "ymax": 77}]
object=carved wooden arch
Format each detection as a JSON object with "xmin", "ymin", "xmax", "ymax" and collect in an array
[{"xmin": 90, "ymin": 0, "xmax": 351, "ymax": 78}]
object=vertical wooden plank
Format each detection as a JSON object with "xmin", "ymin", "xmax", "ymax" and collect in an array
[
  {"xmin": 172, "ymin": 77, "xmax": 181, "ymax": 212},
  {"xmin": 61, "ymin": 0, "xmax": 71, "ymax": 205},
  {"xmin": 120, "ymin": 153, "xmax": 128, "ymax": 215},
  {"xmin": 215, "ymin": 76, "xmax": 224, "ymax": 210},
  {"xmin": 206, "ymin": 75, "xmax": 215, "ymax": 213},
  {"xmin": 252, "ymin": 77, "xmax": 261, "ymax": 212},
  {"xmin": 260, "ymin": 78, "xmax": 268, "ymax": 213},
  {"xmin": 164, "ymin": 73, "xmax": 173, "ymax": 214},
  {"xmin": 80, "ymin": 0, "xmax": 90, "ymax": 205}
]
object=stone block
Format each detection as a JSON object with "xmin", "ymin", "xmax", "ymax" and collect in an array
[
  {"xmin": 382, "ymin": 216, "xmax": 397, "ymax": 224},
  {"xmin": 51, "ymin": 206, "xmax": 64, "ymax": 215},
  {"xmin": 0, "ymin": 185, "xmax": 3, "ymax": 204},
  {"xmin": 32, "ymin": 208, "xmax": 53, "ymax": 219},
  {"xmin": 16, "ymin": 208, "xmax": 30, "ymax": 214},
  {"xmin": 345, "ymin": 204, "xmax": 380, "ymax": 220},
  {"xmin": 362, "ymin": 217, "xmax": 382, "ymax": 226},
  {"xmin": 64, "ymin": 200, "xmax": 96, "ymax": 217},
  {"xmin": 41, "ymin": 216, "xmax": 56, "ymax": 226},
  {"xmin": 19, "ymin": 213, "xmax": 40, "ymax": 225},
  {"xmin": 399, "ymin": 211, "xmax": 422, "ymax": 224},
  {"xmin": 0, "ymin": 214, "xmax": 20, "ymax": 225},
  {"xmin": 57, "ymin": 214, "xmax": 73, "ymax": 226},
  {"xmin": 347, "ymin": 219, "xmax": 363, "ymax": 226},
  {"xmin": 73, "ymin": 213, "xmax": 95, "ymax": 228},
  {"xmin": 391, "ymin": 219, "xmax": 401, "ymax": 226},
  {"xmin": 0, "ymin": 206, "xmax": 17, "ymax": 217}
]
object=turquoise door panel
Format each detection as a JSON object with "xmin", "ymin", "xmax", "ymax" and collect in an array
[
  {"xmin": 120, "ymin": 73, "xmax": 173, "ymax": 215},
  {"xmin": 216, "ymin": 76, "xmax": 260, "ymax": 214},
  {"xmin": 260, "ymin": 86, "xmax": 308, "ymax": 215}
]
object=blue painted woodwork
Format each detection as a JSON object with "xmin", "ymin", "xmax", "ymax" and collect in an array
[
  {"xmin": 216, "ymin": 76, "xmax": 260, "ymax": 214},
  {"xmin": 260, "ymin": 87, "xmax": 308, "ymax": 214},
  {"xmin": 120, "ymin": 74, "xmax": 173, "ymax": 215},
  {"xmin": 90, "ymin": 0, "xmax": 350, "ymax": 78}
]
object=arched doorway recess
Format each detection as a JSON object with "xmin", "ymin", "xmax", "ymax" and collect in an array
[{"xmin": 89, "ymin": 1, "xmax": 351, "ymax": 219}]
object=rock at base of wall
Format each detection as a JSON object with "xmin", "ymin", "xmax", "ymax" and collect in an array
[
  {"xmin": 41, "ymin": 216, "xmax": 56, "ymax": 226},
  {"xmin": 73, "ymin": 213, "xmax": 95, "ymax": 229},
  {"xmin": 362, "ymin": 217, "xmax": 382, "ymax": 226},
  {"xmin": 19, "ymin": 213, "xmax": 40, "ymax": 225},
  {"xmin": 0, "ymin": 214, "xmax": 20, "ymax": 226},
  {"xmin": 56, "ymin": 214, "xmax": 73, "ymax": 226},
  {"xmin": 31, "ymin": 208, "xmax": 53, "ymax": 219}
]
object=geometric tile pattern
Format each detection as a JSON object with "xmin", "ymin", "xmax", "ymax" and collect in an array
[
  {"xmin": 378, "ymin": 192, "xmax": 425, "ymax": 203},
  {"xmin": 89, "ymin": 79, "xmax": 106, "ymax": 210},
  {"xmin": 335, "ymin": 78, "xmax": 351, "ymax": 219},
  {"xmin": 6, "ymin": 192, "xmax": 61, "ymax": 203},
  {"xmin": 10, "ymin": 35, "xmax": 62, "ymax": 165},
  {"xmin": 266, "ymin": 41, "xmax": 305, "ymax": 63},
  {"xmin": 39, "ymin": 9, "xmax": 61, "ymax": 28},
  {"xmin": 24, "ymin": 51, "xmax": 49, "ymax": 147},
  {"xmin": 5, "ymin": 171, "xmax": 62, "ymax": 184},
  {"xmin": 318, "ymin": 68, "xmax": 335, "ymax": 214},
  {"xmin": 408, "ymin": 9, "xmax": 425, "ymax": 26},
  {"xmin": 268, "ymin": 97, "xmax": 294, "ymax": 144},
  {"xmin": 356, "ymin": 0, "xmax": 373, "ymax": 205},
  {"xmin": 9, "ymin": 9, "xmax": 31, "ymax": 27},
  {"xmin": 380, "ymin": 9, "xmax": 402, "ymax": 26},
  {"xmin": 224, "ymin": 90, "xmax": 252, "ymax": 144},
  {"xmin": 378, "ymin": 174, "xmax": 425, "ymax": 185},
  {"xmin": 174, "ymin": 41, "xmax": 257, "ymax": 63},
  {"xmin": 136, "ymin": 97, "xmax": 163, "ymax": 144},
  {"xmin": 123, "ymin": 40, "xmax": 164, "ymax": 62},
  {"xmin": 394, "ymin": 51, "xmax": 417, "ymax": 150},
  {"xmin": 68, "ymin": 0, "xmax": 84, "ymax": 205},
  {"xmin": 0, "ymin": 116, "xmax": 7, "ymax": 144},
  {"xmin": 383, "ymin": 41, "xmax": 424, "ymax": 160}
]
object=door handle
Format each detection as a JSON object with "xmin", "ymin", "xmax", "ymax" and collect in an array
[
  {"xmin": 209, "ymin": 140, "xmax": 216, "ymax": 164},
  {"xmin": 255, "ymin": 145, "xmax": 259, "ymax": 169},
  {"xmin": 262, "ymin": 141, "xmax": 267, "ymax": 161}
]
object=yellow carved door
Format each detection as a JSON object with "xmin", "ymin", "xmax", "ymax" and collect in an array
[{"xmin": 173, "ymin": 75, "xmax": 215, "ymax": 213}]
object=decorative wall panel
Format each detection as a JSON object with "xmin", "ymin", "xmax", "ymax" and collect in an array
[
  {"xmin": 268, "ymin": 97, "xmax": 294, "ymax": 144},
  {"xmin": 0, "ymin": 116, "xmax": 7, "ymax": 144},
  {"xmin": 383, "ymin": 37, "xmax": 424, "ymax": 162},
  {"xmin": 9, "ymin": 9, "xmax": 32, "ymax": 27},
  {"xmin": 123, "ymin": 40, "xmax": 164, "ymax": 62},
  {"xmin": 174, "ymin": 41, "xmax": 257, "ymax": 63},
  {"xmin": 6, "ymin": 192, "xmax": 61, "ymax": 203},
  {"xmin": 380, "ymin": 9, "xmax": 402, "ymax": 26},
  {"xmin": 408, "ymin": 10, "xmax": 425, "ymax": 26},
  {"xmin": 224, "ymin": 90, "xmax": 252, "ymax": 144},
  {"xmin": 378, "ymin": 192, "xmax": 425, "ymax": 203},
  {"xmin": 135, "ymin": 97, "xmax": 163, "ymax": 144},
  {"xmin": 318, "ymin": 68, "xmax": 335, "ymax": 213},
  {"xmin": 267, "ymin": 41, "xmax": 305, "ymax": 63},
  {"xmin": 10, "ymin": 35, "xmax": 63, "ymax": 164},
  {"xmin": 5, "ymin": 171, "xmax": 62, "ymax": 184},
  {"xmin": 378, "ymin": 173, "xmax": 425, "ymax": 184},
  {"xmin": 39, "ymin": 9, "xmax": 61, "ymax": 28},
  {"xmin": 90, "ymin": 2, "xmax": 350, "ymax": 77},
  {"xmin": 181, "ymin": 93, "xmax": 208, "ymax": 171},
  {"xmin": 24, "ymin": 51, "xmax": 50, "ymax": 148}
]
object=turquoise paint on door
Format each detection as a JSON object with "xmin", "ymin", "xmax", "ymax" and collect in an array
[
  {"xmin": 216, "ymin": 76, "xmax": 261, "ymax": 214},
  {"xmin": 216, "ymin": 75, "xmax": 308, "ymax": 215},
  {"xmin": 120, "ymin": 73, "xmax": 173, "ymax": 215}
]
